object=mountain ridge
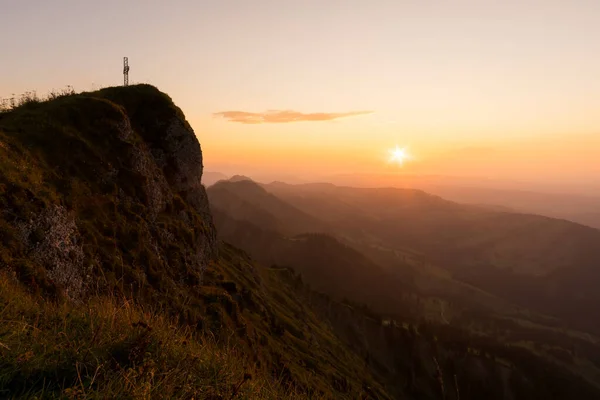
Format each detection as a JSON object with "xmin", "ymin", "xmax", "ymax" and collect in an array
[
  {"xmin": 3, "ymin": 86, "xmax": 600, "ymax": 399},
  {"xmin": 259, "ymin": 180, "xmax": 600, "ymax": 332}
]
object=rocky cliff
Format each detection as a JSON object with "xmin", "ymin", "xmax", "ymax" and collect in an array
[{"xmin": 0, "ymin": 85, "xmax": 217, "ymax": 300}]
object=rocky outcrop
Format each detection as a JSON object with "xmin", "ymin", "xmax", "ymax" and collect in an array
[
  {"xmin": 0, "ymin": 84, "xmax": 217, "ymax": 298},
  {"xmin": 16, "ymin": 205, "xmax": 90, "ymax": 299},
  {"xmin": 104, "ymin": 86, "xmax": 219, "ymax": 287}
]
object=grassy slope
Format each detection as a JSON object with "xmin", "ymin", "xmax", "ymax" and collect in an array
[
  {"xmin": 0, "ymin": 270, "xmax": 291, "ymax": 399},
  {"xmin": 0, "ymin": 241, "xmax": 395, "ymax": 399},
  {"xmin": 3, "ymin": 87, "xmax": 600, "ymax": 399},
  {"xmin": 0, "ymin": 85, "xmax": 215, "ymax": 304},
  {"xmin": 6, "ymin": 241, "xmax": 600, "ymax": 400}
]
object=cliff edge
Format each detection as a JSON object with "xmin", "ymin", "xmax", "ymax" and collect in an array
[{"xmin": 0, "ymin": 84, "xmax": 217, "ymax": 299}]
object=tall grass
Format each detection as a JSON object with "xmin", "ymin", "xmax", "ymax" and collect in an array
[
  {"xmin": 0, "ymin": 273, "xmax": 302, "ymax": 399},
  {"xmin": 0, "ymin": 87, "xmax": 77, "ymax": 113},
  {"xmin": 0, "ymin": 82, "xmax": 151, "ymax": 113}
]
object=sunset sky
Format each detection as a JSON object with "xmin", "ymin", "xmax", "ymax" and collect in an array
[{"xmin": 1, "ymin": 0, "xmax": 599, "ymax": 188}]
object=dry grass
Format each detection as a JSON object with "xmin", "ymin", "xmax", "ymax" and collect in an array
[
  {"xmin": 0, "ymin": 87, "xmax": 77, "ymax": 113},
  {"xmin": 0, "ymin": 273, "xmax": 303, "ymax": 399}
]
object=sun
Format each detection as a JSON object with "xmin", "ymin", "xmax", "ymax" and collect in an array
[{"xmin": 388, "ymin": 145, "xmax": 411, "ymax": 165}]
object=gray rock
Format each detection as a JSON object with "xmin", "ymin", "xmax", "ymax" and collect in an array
[{"xmin": 17, "ymin": 205, "xmax": 91, "ymax": 299}]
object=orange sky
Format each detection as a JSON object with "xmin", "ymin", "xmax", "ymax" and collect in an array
[{"xmin": 1, "ymin": 1, "xmax": 599, "ymax": 189}]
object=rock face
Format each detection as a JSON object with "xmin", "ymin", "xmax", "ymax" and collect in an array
[
  {"xmin": 150, "ymin": 118, "xmax": 213, "ymax": 220},
  {"xmin": 0, "ymin": 85, "xmax": 217, "ymax": 299},
  {"xmin": 16, "ymin": 205, "xmax": 89, "ymax": 299}
]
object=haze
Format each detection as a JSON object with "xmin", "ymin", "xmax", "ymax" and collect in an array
[
  {"xmin": 2, "ymin": 0, "xmax": 599, "ymax": 193},
  {"xmin": 6, "ymin": 1, "xmax": 600, "ymax": 397}
]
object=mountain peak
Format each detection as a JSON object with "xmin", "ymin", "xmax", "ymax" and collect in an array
[
  {"xmin": 229, "ymin": 175, "xmax": 254, "ymax": 182},
  {"xmin": 0, "ymin": 84, "xmax": 217, "ymax": 298}
]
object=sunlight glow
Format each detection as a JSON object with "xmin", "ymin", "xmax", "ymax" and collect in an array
[{"xmin": 388, "ymin": 145, "xmax": 411, "ymax": 166}]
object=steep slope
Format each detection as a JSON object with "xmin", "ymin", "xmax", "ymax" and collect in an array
[
  {"xmin": 6, "ymin": 242, "xmax": 600, "ymax": 399},
  {"xmin": 0, "ymin": 84, "xmax": 217, "ymax": 303}
]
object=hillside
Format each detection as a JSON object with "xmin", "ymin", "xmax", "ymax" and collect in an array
[
  {"xmin": 208, "ymin": 179, "xmax": 330, "ymax": 236},
  {"xmin": 208, "ymin": 180, "xmax": 526, "ymax": 323},
  {"xmin": 208, "ymin": 179, "xmax": 600, "ymax": 333},
  {"xmin": 0, "ymin": 85, "xmax": 218, "ymax": 302},
  {"xmin": 2, "ymin": 86, "xmax": 600, "ymax": 398},
  {"xmin": 210, "ymin": 206, "xmax": 417, "ymax": 318},
  {"xmin": 263, "ymin": 182, "xmax": 600, "ymax": 333},
  {"xmin": 208, "ymin": 178, "xmax": 600, "ymax": 398}
]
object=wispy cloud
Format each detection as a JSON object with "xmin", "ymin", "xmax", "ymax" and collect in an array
[{"xmin": 213, "ymin": 109, "xmax": 373, "ymax": 124}]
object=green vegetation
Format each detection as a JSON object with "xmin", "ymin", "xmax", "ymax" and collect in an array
[
  {"xmin": 0, "ymin": 272, "xmax": 293, "ymax": 399},
  {"xmin": 0, "ymin": 239, "xmax": 394, "ymax": 399},
  {"xmin": 0, "ymin": 84, "xmax": 215, "ymax": 306},
  {"xmin": 3, "ymin": 85, "xmax": 600, "ymax": 399}
]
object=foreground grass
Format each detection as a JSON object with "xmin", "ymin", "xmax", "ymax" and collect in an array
[{"xmin": 0, "ymin": 273, "xmax": 300, "ymax": 399}]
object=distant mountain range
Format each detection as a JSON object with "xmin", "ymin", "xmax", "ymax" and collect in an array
[
  {"xmin": 208, "ymin": 177, "xmax": 600, "ymax": 335},
  {"xmin": 201, "ymin": 171, "xmax": 229, "ymax": 186},
  {"xmin": 206, "ymin": 176, "xmax": 600, "ymax": 397},
  {"xmin": 205, "ymin": 171, "xmax": 600, "ymax": 230}
]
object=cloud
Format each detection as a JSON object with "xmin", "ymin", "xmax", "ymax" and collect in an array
[{"xmin": 213, "ymin": 109, "xmax": 373, "ymax": 124}]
